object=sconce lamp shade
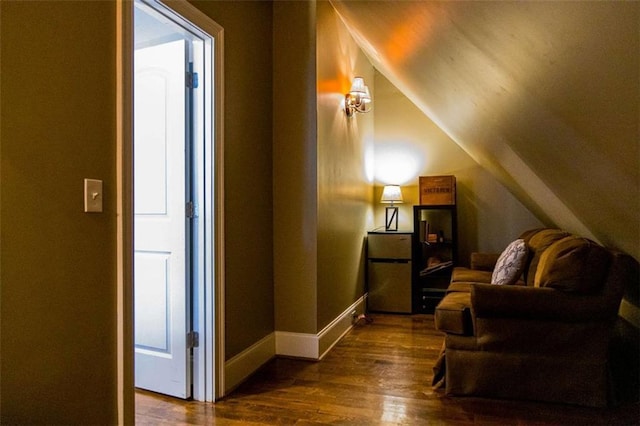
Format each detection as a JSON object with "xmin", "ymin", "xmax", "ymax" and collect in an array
[
  {"xmin": 362, "ymin": 87, "xmax": 372, "ymax": 104},
  {"xmin": 380, "ymin": 185, "xmax": 403, "ymax": 204},
  {"xmin": 345, "ymin": 76, "xmax": 372, "ymax": 117},
  {"xmin": 350, "ymin": 77, "xmax": 367, "ymax": 95}
]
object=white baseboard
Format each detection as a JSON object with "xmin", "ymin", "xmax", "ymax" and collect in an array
[
  {"xmin": 318, "ymin": 296, "xmax": 366, "ymax": 359},
  {"xmin": 275, "ymin": 330, "xmax": 319, "ymax": 359},
  {"xmin": 275, "ymin": 296, "xmax": 366, "ymax": 360},
  {"xmin": 224, "ymin": 332, "xmax": 275, "ymax": 394},
  {"xmin": 223, "ymin": 296, "xmax": 367, "ymax": 394}
]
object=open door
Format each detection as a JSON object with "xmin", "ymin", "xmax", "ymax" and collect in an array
[{"xmin": 133, "ymin": 38, "xmax": 191, "ymax": 399}]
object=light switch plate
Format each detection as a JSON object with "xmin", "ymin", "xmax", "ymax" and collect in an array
[{"xmin": 84, "ymin": 178, "xmax": 103, "ymax": 213}]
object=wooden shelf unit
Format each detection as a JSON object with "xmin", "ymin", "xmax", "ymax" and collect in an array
[{"xmin": 412, "ymin": 204, "xmax": 458, "ymax": 313}]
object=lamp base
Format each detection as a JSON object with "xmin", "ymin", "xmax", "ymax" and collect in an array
[{"xmin": 385, "ymin": 206, "xmax": 399, "ymax": 231}]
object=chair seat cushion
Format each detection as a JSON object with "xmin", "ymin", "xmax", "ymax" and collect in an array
[
  {"xmin": 451, "ymin": 268, "xmax": 492, "ymax": 284},
  {"xmin": 434, "ymin": 292, "xmax": 473, "ymax": 335},
  {"xmin": 447, "ymin": 282, "xmax": 474, "ymax": 293}
]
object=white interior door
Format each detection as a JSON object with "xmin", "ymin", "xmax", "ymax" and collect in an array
[{"xmin": 134, "ymin": 39, "xmax": 191, "ymax": 399}]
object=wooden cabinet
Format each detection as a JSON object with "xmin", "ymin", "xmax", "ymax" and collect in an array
[{"xmin": 412, "ymin": 205, "xmax": 457, "ymax": 313}]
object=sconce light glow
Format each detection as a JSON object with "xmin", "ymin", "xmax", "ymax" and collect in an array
[
  {"xmin": 364, "ymin": 144, "xmax": 375, "ymax": 183},
  {"xmin": 374, "ymin": 142, "xmax": 424, "ymax": 185}
]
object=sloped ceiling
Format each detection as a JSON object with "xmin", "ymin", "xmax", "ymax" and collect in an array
[{"xmin": 331, "ymin": 0, "xmax": 639, "ymax": 258}]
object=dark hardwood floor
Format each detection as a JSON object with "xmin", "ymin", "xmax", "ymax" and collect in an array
[{"xmin": 136, "ymin": 314, "xmax": 639, "ymax": 425}]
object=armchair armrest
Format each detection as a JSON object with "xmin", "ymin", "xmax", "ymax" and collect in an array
[
  {"xmin": 470, "ymin": 252, "xmax": 500, "ymax": 271},
  {"xmin": 471, "ymin": 284, "xmax": 617, "ymax": 322},
  {"xmin": 465, "ymin": 284, "xmax": 620, "ymax": 359}
]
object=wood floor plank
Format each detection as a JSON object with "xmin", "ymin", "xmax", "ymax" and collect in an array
[{"xmin": 136, "ymin": 314, "xmax": 639, "ymax": 425}]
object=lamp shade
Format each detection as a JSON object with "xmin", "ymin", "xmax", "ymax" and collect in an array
[
  {"xmin": 361, "ymin": 86, "xmax": 372, "ymax": 104},
  {"xmin": 349, "ymin": 77, "xmax": 367, "ymax": 95},
  {"xmin": 380, "ymin": 185, "xmax": 403, "ymax": 203}
]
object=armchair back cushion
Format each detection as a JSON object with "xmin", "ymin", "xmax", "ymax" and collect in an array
[
  {"xmin": 523, "ymin": 229, "xmax": 570, "ymax": 286},
  {"xmin": 535, "ymin": 236, "xmax": 611, "ymax": 293}
]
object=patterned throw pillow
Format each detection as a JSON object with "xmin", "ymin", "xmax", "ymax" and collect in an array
[{"xmin": 491, "ymin": 239, "xmax": 528, "ymax": 285}]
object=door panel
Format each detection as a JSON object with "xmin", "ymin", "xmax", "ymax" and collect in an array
[
  {"xmin": 134, "ymin": 72, "xmax": 169, "ymax": 214},
  {"xmin": 134, "ymin": 252, "xmax": 170, "ymax": 351},
  {"xmin": 134, "ymin": 39, "xmax": 190, "ymax": 399}
]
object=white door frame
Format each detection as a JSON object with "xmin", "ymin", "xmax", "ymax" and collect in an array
[{"xmin": 116, "ymin": 0, "xmax": 225, "ymax": 421}]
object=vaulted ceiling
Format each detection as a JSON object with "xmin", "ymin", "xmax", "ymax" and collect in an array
[{"xmin": 331, "ymin": 0, "xmax": 639, "ymax": 258}]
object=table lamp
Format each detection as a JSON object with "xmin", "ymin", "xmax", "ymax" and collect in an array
[{"xmin": 381, "ymin": 185, "xmax": 403, "ymax": 231}]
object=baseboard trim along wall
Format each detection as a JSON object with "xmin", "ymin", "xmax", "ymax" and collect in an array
[
  {"xmin": 224, "ymin": 296, "xmax": 367, "ymax": 393},
  {"xmin": 224, "ymin": 332, "xmax": 275, "ymax": 393},
  {"xmin": 275, "ymin": 296, "xmax": 366, "ymax": 360}
]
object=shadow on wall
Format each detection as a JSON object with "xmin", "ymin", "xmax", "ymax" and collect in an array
[{"xmin": 456, "ymin": 180, "xmax": 478, "ymax": 268}]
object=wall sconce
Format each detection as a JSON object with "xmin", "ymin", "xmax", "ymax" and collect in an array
[
  {"xmin": 345, "ymin": 77, "xmax": 372, "ymax": 117},
  {"xmin": 381, "ymin": 185, "xmax": 403, "ymax": 231}
]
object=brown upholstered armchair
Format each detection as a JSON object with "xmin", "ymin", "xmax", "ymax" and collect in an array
[{"xmin": 434, "ymin": 229, "xmax": 638, "ymax": 407}]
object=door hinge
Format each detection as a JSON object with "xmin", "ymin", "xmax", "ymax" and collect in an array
[
  {"xmin": 187, "ymin": 331, "xmax": 199, "ymax": 349},
  {"xmin": 186, "ymin": 71, "xmax": 199, "ymax": 89},
  {"xmin": 186, "ymin": 201, "xmax": 195, "ymax": 218}
]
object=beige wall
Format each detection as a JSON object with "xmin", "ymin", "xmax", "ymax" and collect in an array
[
  {"xmin": 373, "ymin": 72, "xmax": 544, "ymax": 264},
  {"xmin": 1, "ymin": 1, "xmax": 279, "ymax": 421},
  {"xmin": 272, "ymin": 1, "xmax": 375, "ymax": 334},
  {"xmin": 316, "ymin": 1, "xmax": 375, "ymax": 330},
  {"xmin": 0, "ymin": 1, "xmax": 117, "ymax": 423},
  {"xmin": 190, "ymin": 0, "xmax": 276, "ymax": 359},
  {"xmin": 273, "ymin": 1, "xmax": 319, "ymax": 334}
]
